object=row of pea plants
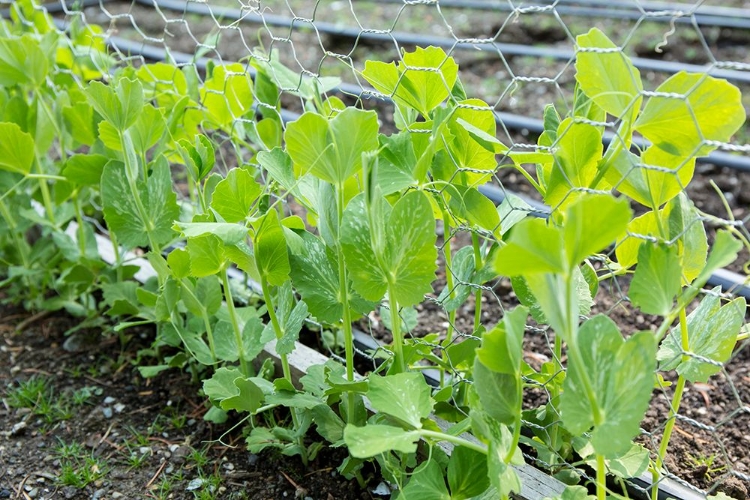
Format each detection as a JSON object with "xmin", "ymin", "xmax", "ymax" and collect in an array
[{"xmin": 1, "ymin": 2, "xmax": 748, "ymax": 498}]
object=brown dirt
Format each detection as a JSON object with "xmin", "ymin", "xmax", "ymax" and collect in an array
[{"xmin": 0, "ymin": 302, "xmax": 375, "ymax": 500}]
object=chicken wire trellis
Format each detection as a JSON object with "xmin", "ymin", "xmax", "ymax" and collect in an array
[{"xmin": 4, "ymin": 0, "xmax": 750, "ymax": 498}]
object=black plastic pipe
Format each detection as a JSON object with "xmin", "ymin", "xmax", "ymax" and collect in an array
[
  {"xmin": 134, "ymin": 0, "xmax": 750, "ymax": 85},
  {"xmin": 371, "ymin": 0, "xmax": 750, "ymax": 31}
]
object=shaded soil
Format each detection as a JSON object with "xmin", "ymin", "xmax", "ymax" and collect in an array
[{"xmin": 0, "ymin": 303, "xmax": 375, "ymax": 500}]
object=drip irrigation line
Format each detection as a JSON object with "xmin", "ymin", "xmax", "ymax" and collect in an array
[
  {"xmin": 0, "ymin": 0, "xmax": 111, "ymax": 18},
  {"xmin": 41, "ymin": 16, "xmax": 750, "ymax": 301},
  {"xmin": 136, "ymin": 0, "xmax": 750, "ymax": 85},
  {"xmin": 372, "ymin": 0, "xmax": 750, "ymax": 31}
]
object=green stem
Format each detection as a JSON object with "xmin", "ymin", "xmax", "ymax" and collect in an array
[
  {"xmin": 119, "ymin": 131, "xmax": 161, "ymax": 254},
  {"xmin": 651, "ymin": 307, "xmax": 689, "ymax": 500},
  {"xmin": 387, "ymin": 281, "xmax": 405, "ymax": 374},
  {"xmin": 418, "ymin": 429, "xmax": 487, "ymax": 456},
  {"xmin": 471, "ymin": 232, "xmax": 483, "ymax": 333},
  {"xmin": 34, "ymin": 157, "xmax": 56, "ymax": 226},
  {"xmin": 596, "ymin": 454, "xmax": 607, "ymax": 500},
  {"xmin": 335, "ymin": 183, "xmax": 356, "ymax": 423},
  {"xmin": 504, "ymin": 377, "xmax": 523, "ymax": 464},
  {"xmin": 109, "ymin": 230, "xmax": 124, "ymax": 282},
  {"xmin": 0, "ymin": 197, "xmax": 35, "ymax": 295},
  {"xmin": 589, "ymin": 120, "xmax": 632, "ymax": 190},
  {"xmin": 260, "ymin": 277, "xmax": 293, "ymax": 384},
  {"xmin": 441, "ymin": 209, "xmax": 455, "ymax": 388},
  {"xmin": 73, "ymin": 194, "xmax": 87, "ymax": 257},
  {"xmin": 221, "ymin": 268, "xmax": 249, "ymax": 376},
  {"xmin": 179, "ymin": 280, "xmax": 217, "ymax": 363}
]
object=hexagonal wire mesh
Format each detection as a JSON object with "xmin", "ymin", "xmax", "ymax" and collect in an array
[{"xmin": 6, "ymin": 0, "xmax": 750, "ymax": 497}]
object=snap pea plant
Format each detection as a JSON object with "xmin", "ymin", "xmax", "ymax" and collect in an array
[{"xmin": 2, "ymin": 3, "xmax": 749, "ymax": 498}]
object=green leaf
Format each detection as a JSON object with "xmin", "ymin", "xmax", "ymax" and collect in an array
[
  {"xmin": 288, "ymin": 231, "xmax": 343, "ymax": 324},
  {"xmin": 476, "ymin": 306, "xmax": 527, "ymax": 374},
  {"xmin": 362, "ymin": 46, "xmax": 458, "ymax": 117},
  {"xmin": 101, "ymin": 158, "xmax": 179, "ymax": 249},
  {"xmin": 342, "ymin": 191, "xmax": 437, "ymax": 306},
  {"xmin": 275, "ymin": 296, "xmax": 308, "ymax": 356},
  {"xmin": 167, "ymin": 248, "xmax": 191, "ymax": 279},
  {"xmin": 561, "ymin": 316, "xmax": 656, "ymax": 458},
  {"xmin": 101, "ymin": 282, "xmax": 140, "ymax": 316},
  {"xmin": 177, "ymin": 135, "xmax": 215, "ymax": 182},
  {"xmin": 575, "ymin": 28, "xmax": 642, "ymax": 119},
  {"xmin": 495, "ymin": 218, "xmax": 565, "ymax": 275},
  {"xmin": 62, "ymin": 153, "xmax": 107, "ymax": 186},
  {"xmin": 63, "ymin": 102, "xmax": 96, "ymax": 146},
  {"xmin": 544, "ymin": 118, "xmax": 603, "ymax": 208},
  {"xmin": 445, "ymin": 100, "xmax": 503, "ymax": 185},
  {"xmin": 658, "ymin": 289, "xmax": 745, "ymax": 383},
  {"xmin": 187, "ymin": 234, "xmax": 225, "ymax": 277},
  {"xmin": 343, "ymin": 424, "xmax": 420, "ymax": 457},
  {"xmin": 447, "ymin": 446, "xmax": 490, "ymax": 499},
  {"xmin": 310, "ymin": 404, "xmax": 345, "ymax": 443},
  {"xmin": 563, "ymin": 194, "xmax": 632, "ymax": 269},
  {"xmin": 607, "ymin": 146, "xmax": 695, "ymax": 208},
  {"xmin": 257, "ymin": 147, "xmax": 297, "ymax": 194},
  {"xmin": 473, "ymin": 358, "xmax": 520, "ymax": 425},
  {"xmin": 200, "ymin": 63, "xmax": 253, "ymax": 127},
  {"xmin": 368, "ymin": 372, "xmax": 433, "ymax": 429},
  {"xmin": 0, "ymin": 122, "xmax": 34, "ymax": 174},
  {"xmin": 690, "ymin": 230, "xmax": 742, "ymax": 291},
  {"xmin": 130, "ymin": 104, "xmax": 166, "ymax": 153},
  {"xmin": 400, "ymin": 459, "xmax": 450, "ymax": 500},
  {"xmin": 629, "ymin": 242, "xmax": 681, "ymax": 315},
  {"xmin": 376, "ymin": 132, "xmax": 417, "ymax": 195},
  {"xmin": 635, "ymin": 72, "xmax": 745, "ymax": 157},
  {"xmin": 203, "ymin": 367, "xmax": 263, "ymax": 413},
  {"xmin": 210, "ymin": 168, "xmax": 261, "ymax": 223},
  {"xmin": 253, "ymin": 210, "xmax": 290, "ymax": 286},
  {"xmin": 447, "ymin": 185, "xmax": 501, "ymax": 235},
  {"xmin": 285, "ymin": 108, "xmax": 379, "ymax": 185},
  {"xmin": 173, "ymin": 222, "xmax": 248, "ymax": 245},
  {"xmin": 0, "ymin": 35, "xmax": 48, "ymax": 88},
  {"xmin": 86, "ymin": 78, "xmax": 143, "ymax": 131}
]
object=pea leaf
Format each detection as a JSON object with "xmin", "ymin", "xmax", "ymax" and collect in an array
[
  {"xmin": 187, "ymin": 234, "xmax": 225, "ymax": 277},
  {"xmin": 658, "ymin": 289, "xmax": 745, "ymax": 382},
  {"xmin": 173, "ymin": 222, "xmax": 248, "ymax": 245},
  {"xmin": 561, "ymin": 316, "xmax": 656, "ymax": 458},
  {"xmin": 635, "ymin": 72, "xmax": 745, "ymax": 157},
  {"xmin": 285, "ymin": 108, "xmax": 379, "ymax": 186},
  {"xmin": 0, "ymin": 122, "xmax": 34, "ymax": 174},
  {"xmin": 62, "ymin": 153, "xmax": 107, "ymax": 186},
  {"xmin": 447, "ymin": 447, "xmax": 490, "ymax": 499},
  {"xmin": 101, "ymin": 158, "xmax": 179, "ymax": 249},
  {"xmin": 343, "ymin": 424, "xmax": 420, "ymax": 457},
  {"xmin": 0, "ymin": 35, "xmax": 48, "ymax": 88},
  {"xmin": 200, "ymin": 63, "xmax": 253, "ymax": 127},
  {"xmin": 362, "ymin": 46, "xmax": 458, "ymax": 117},
  {"xmin": 130, "ymin": 104, "xmax": 166, "ymax": 153},
  {"xmin": 368, "ymin": 372, "xmax": 433, "ymax": 429},
  {"xmin": 342, "ymin": 190, "xmax": 437, "ymax": 306},
  {"xmin": 629, "ymin": 242, "xmax": 681, "ymax": 316},
  {"xmin": 400, "ymin": 459, "xmax": 450, "ymax": 500},
  {"xmin": 86, "ymin": 78, "xmax": 143, "ymax": 131},
  {"xmin": 203, "ymin": 367, "xmax": 263, "ymax": 413},
  {"xmin": 253, "ymin": 210, "xmax": 290, "ymax": 286},
  {"xmin": 476, "ymin": 306, "xmax": 527, "ymax": 375},
  {"xmin": 473, "ymin": 360, "xmax": 520, "ymax": 426},
  {"xmin": 607, "ymin": 147, "xmax": 695, "ymax": 208},
  {"xmin": 563, "ymin": 194, "xmax": 632, "ymax": 269},
  {"xmin": 177, "ymin": 135, "xmax": 215, "ymax": 182},
  {"xmin": 494, "ymin": 218, "xmax": 565, "ymax": 275},
  {"xmin": 575, "ymin": 28, "xmax": 642, "ymax": 119},
  {"xmin": 544, "ymin": 118, "xmax": 603, "ymax": 208},
  {"xmin": 210, "ymin": 168, "xmax": 261, "ymax": 223}
]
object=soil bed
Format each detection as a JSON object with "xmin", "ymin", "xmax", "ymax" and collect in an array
[{"xmin": 0, "ymin": 301, "xmax": 375, "ymax": 499}]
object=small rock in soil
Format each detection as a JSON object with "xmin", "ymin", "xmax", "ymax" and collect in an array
[
  {"xmin": 26, "ymin": 487, "xmax": 38, "ymax": 499},
  {"xmin": 103, "ymin": 396, "xmax": 116, "ymax": 405},
  {"xmin": 92, "ymin": 489, "xmax": 106, "ymax": 500},
  {"xmin": 113, "ymin": 403, "xmax": 125, "ymax": 413},
  {"xmin": 111, "ymin": 492, "xmax": 124, "ymax": 499},
  {"xmin": 101, "ymin": 407, "xmax": 113, "ymax": 419},
  {"xmin": 0, "ymin": 489, "xmax": 11, "ymax": 499},
  {"xmin": 11, "ymin": 421, "xmax": 27, "ymax": 435},
  {"xmin": 186, "ymin": 478, "xmax": 204, "ymax": 491},
  {"xmin": 61, "ymin": 486, "xmax": 78, "ymax": 499},
  {"xmin": 248, "ymin": 453, "xmax": 259, "ymax": 466}
]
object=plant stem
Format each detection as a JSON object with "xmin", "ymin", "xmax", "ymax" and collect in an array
[
  {"xmin": 34, "ymin": 157, "xmax": 56, "ymax": 226},
  {"xmin": 335, "ymin": 184, "xmax": 356, "ymax": 424},
  {"xmin": 74, "ymin": 194, "xmax": 87, "ymax": 257},
  {"xmin": 596, "ymin": 454, "xmax": 607, "ymax": 500},
  {"xmin": 504, "ymin": 377, "xmax": 524, "ymax": 464},
  {"xmin": 179, "ymin": 280, "xmax": 217, "ymax": 363},
  {"xmin": 221, "ymin": 268, "xmax": 249, "ymax": 376},
  {"xmin": 0, "ymin": 197, "xmax": 35, "ymax": 296},
  {"xmin": 471, "ymin": 232, "xmax": 483, "ymax": 333},
  {"xmin": 589, "ymin": 119, "xmax": 632, "ymax": 190},
  {"xmin": 260, "ymin": 277, "xmax": 293, "ymax": 384},
  {"xmin": 418, "ymin": 429, "xmax": 488, "ymax": 455},
  {"xmin": 387, "ymin": 281, "xmax": 405, "ymax": 374},
  {"xmin": 441, "ymin": 209, "xmax": 456, "ymax": 387},
  {"xmin": 651, "ymin": 307, "xmax": 689, "ymax": 500}
]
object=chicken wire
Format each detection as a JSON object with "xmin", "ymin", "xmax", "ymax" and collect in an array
[{"xmin": 4, "ymin": 0, "xmax": 750, "ymax": 498}]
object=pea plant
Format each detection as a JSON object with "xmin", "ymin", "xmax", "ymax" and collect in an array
[{"xmin": 2, "ymin": 3, "xmax": 749, "ymax": 498}]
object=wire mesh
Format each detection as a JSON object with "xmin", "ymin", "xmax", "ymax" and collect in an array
[{"xmin": 4, "ymin": 0, "xmax": 750, "ymax": 497}]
